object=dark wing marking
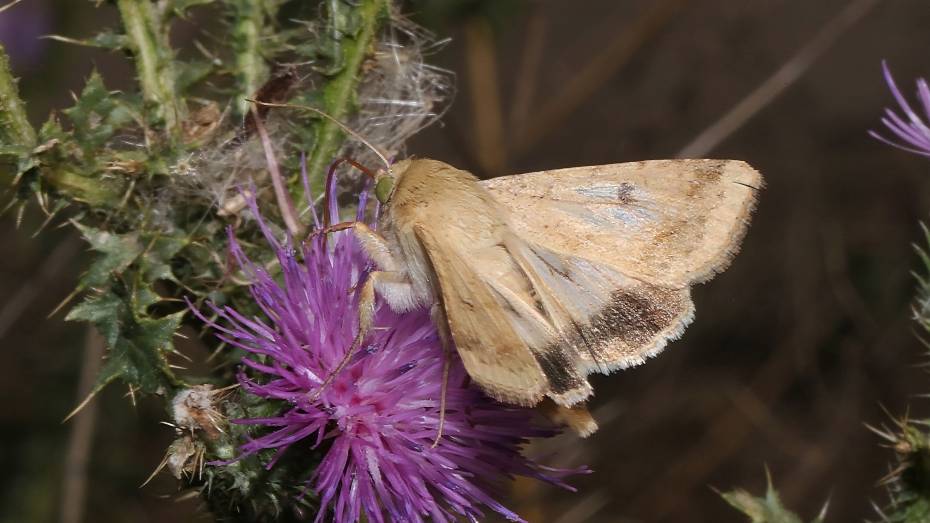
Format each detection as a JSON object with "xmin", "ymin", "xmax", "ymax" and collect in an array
[{"xmin": 505, "ymin": 238, "xmax": 695, "ymax": 380}]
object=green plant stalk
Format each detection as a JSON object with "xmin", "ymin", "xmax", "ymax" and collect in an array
[
  {"xmin": 43, "ymin": 168, "xmax": 126, "ymax": 208},
  {"xmin": 230, "ymin": 0, "xmax": 271, "ymax": 118},
  {"xmin": 299, "ymin": 0, "xmax": 387, "ymax": 199},
  {"xmin": 116, "ymin": 0, "xmax": 185, "ymax": 138},
  {"xmin": 0, "ymin": 42, "xmax": 36, "ymax": 148}
]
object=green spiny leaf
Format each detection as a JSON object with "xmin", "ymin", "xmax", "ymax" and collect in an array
[
  {"xmin": 63, "ymin": 71, "xmax": 134, "ymax": 151},
  {"xmin": 139, "ymin": 230, "xmax": 188, "ymax": 284},
  {"xmin": 37, "ymin": 114, "xmax": 67, "ymax": 143},
  {"xmin": 169, "ymin": 0, "xmax": 216, "ymax": 18},
  {"xmin": 0, "ymin": 143, "xmax": 30, "ymax": 158},
  {"xmin": 66, "ymin": 289, "xmax": 183, "ymax": 395},
  {"xmin": 73, "ymin": 222, "xmax": 143, "ymax": 288},
  {"xmin": 0, "ymin": 41, "xmax": 37, "ymax": 148},
  {"xmin": 0, "ymin": 144, "xmax": 34, "ymax": 187},
  {"xmin": 31, "ymin": 115, "xmax": 127, "ymax": 207},
  {"xmin": 44, "ymin": 30, "xmax": 130, "ymax": 51},
  {"xmin": 176, "ymin": 60, "xmax": 216, "ymax": 94},
  {"xmin": 721, "ymin": 474, "xmax": 827, "ymax": 523}
]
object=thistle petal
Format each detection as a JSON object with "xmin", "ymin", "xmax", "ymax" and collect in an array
[{"xmin": 872, "ymin": 61, "xmax": 930, "ymax": 157}]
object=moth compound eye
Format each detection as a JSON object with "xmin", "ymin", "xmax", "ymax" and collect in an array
[{"xmin": 375, "ymin": 175, "xmax": 395, "ymax": 203}]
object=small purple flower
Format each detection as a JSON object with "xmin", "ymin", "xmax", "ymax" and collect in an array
[
  {"xmin": 196, "ymin": 174, "xmax": 579, "ymax": 522},
  {"xmin": 871, "ymin": 61, "xmax": 930, "ymax": 157}
]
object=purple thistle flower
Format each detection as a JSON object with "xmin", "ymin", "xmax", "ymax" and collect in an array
[
  {"xmin": 870, "ymin": 61, "xmax": 930, "ymax": 157},
  {"xmin": 195, "ymin": 174, "xmax": 581, "ymax": 522}
]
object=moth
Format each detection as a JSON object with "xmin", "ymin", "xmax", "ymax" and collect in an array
[
  {"xmin": 321, "ymin": 157, "xmax": 761, "ymax": 439},
  {"xmin": 247, "ymin": 102, "xmax": 760, "ymax": 439}
]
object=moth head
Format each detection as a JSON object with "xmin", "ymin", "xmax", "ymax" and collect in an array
[
  {"xmin": 374, "ymin": 159, "xmax": 413, "ymax": 204},
  {"xmin": 374, "ymin": 173, "xmax": 395, "ymax": 203}
]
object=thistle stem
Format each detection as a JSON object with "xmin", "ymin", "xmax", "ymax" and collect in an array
[
  {"xmin": 229, "ymin": 0, "xmax": 272, "ymax": 118},
  {"xmin": 299, "ymin": 0, "xmax": 387, "ymax": 199},
  {"xmin": 116, "ymin": 0, "xmax": 184, "ymax": 138},
  {"xmin": 0, "ymin": 42, "xmax": 36, "ymax": 148}
]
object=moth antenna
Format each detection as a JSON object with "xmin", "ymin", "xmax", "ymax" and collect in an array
[
  {"xmin": 342, "ymin": 157, "xmax": 379, "ymax": 180},
  {"xmin": 246, "ymin": 100, "xmax": 393, "ymax": 174},
  {"xmin": 326, "ymin": 157, "xmax": 380, "ymax": 182}
]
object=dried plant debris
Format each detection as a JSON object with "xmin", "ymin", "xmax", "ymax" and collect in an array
[
  {"xmin": 172, "ymin": 384, "xmax": 235, "ymax": 439},
  {"xmin": 350, "ymin": 13, "xmax": 453, "ymax": 169},
  {"xmin": 178, "ymin": 9, "xmax": 453, "ymax": 217}
]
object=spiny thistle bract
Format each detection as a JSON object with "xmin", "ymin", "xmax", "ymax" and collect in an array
[{"xmin": 722, "ymin": 471, "xmax": 827, "ymax": 523}]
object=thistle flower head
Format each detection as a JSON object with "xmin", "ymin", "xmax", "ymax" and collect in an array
[
  {"xmin": 870, "ymin": 61, "xmax": 930, "ymax": 157},
  {"xmin": 197, "ymin": 172, "xmax": 579, "ymax": 522}
]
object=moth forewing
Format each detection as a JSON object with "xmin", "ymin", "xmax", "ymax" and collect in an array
[
  {"xmin": 481, "ymin": 159, "xmax": 762, "ymax": 288},
  {"xmin": 352, "ymin": 158, "xmax": 761, "ymax": 436}
]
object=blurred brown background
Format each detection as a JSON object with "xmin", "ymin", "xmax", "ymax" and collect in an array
[{"xmin": 3, "ymin": 0, "xmax": 930, "ymax": 521}]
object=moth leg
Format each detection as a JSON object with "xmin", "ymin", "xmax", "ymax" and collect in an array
[
  {"xmin": 308, "ymin": 221, "xmax": 358, "ymax": 240},
  {"xmin": 308, "ymin": 221, "xmax": 388, "ymax": 248},
  {"xmin": 309, "ymin": 270, "xmax": 411, "ymax": 400},
  {"xmin": 431, "ymin": 302, "xmax": 454, "ymax": 448},
  {"xmin": 353, "ymin": 222, "xmax": 400, "ymax": 271},
  {"xmin": 355, "ymin": 270, "xmax": 412, "ymax": 339}
]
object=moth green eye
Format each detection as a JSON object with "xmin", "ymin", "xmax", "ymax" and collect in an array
[{"xmin": 375, "ymin": 175, "xmax": 395, "ymax": 204}]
